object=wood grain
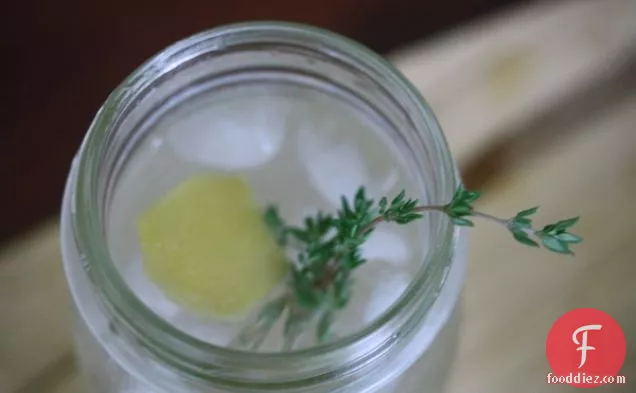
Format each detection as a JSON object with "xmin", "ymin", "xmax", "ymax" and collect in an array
[
  {"xmin": 446, "ymin": 89, "xmax": 636, "ymax": 393},
  {"xmin": 390, "ymin": 0, "xmax": 636, "ymax": 168},
  {"xmin": 0, "ymin": 222, "xmax": 74, "ymax": 393}
]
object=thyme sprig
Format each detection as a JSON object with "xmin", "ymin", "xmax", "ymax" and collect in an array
[{"xmin": 231, "ymin": 185, "xmax": 582, "ymax": 350}]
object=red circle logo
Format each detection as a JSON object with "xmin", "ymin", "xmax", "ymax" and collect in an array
[{"xmin": 546, "ymin": 308, "xmax": 626, "ymax": 388}]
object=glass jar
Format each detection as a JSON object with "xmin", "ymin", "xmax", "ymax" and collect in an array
[{"xmin": 60, "ymin": 22, "xmax": 467, "ymax": 393}]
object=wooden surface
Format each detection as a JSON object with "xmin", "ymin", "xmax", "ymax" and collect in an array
[
  {"xmin": 448, "ymin": 87, "xmax": 636, "ymax": 393},
  {"xmin": 2, "ymin": 1, "xmax": 635, "ymax": 392}
]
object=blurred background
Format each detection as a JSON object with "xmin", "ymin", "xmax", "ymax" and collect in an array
[
  {"xmin": 2, "ymin": 0, "xmax": 525, "ymax": 243},
  {"xmin": 2, "ymin": 0, "xmax": 636, "ymax": 392}
]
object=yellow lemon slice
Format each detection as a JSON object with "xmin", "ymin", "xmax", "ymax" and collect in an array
[{"xmin": 136, "ymin": 173, "xmax": 288, "ymax": 317}]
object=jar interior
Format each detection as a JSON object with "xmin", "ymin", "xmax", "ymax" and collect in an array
[{"xmin": 103, "ymin": 65, "xmax": 434, "ymax": 352}]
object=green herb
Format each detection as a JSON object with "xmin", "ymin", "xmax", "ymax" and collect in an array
[{"xmin": 232, "ymin": 185, "xmax": 582, "ymax": 351}]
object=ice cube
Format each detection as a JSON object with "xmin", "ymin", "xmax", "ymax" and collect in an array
[
  {"xmin": 166, "ymin": 99, "xmax": 288, "ymax": 170},
  {"xmin": 360, "ymin": 228, "xmax": 410, "ymax": 267},
  {"xmin": 379, "ymin": 169, "xmax": 399, "ymax": 194},
  {"xmin": 298, "ymin": 126, "xmax": 396, "ymax": 208},
  {"xmin": 362, "ymin": 268, "xmax": 410, "ymax": 324},
  {"xmin": 338, "ymin": 262, "xmax": 411, "ymax": 331},
  {"xmin": 124, "ymin": 260, "xmax": 180, "ymax": 320},
  {"xmin": 298, "ymin": 127, "xmax": 366, "ymax": 206}
]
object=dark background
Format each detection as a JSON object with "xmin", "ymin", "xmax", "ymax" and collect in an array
[{"xmin": 2, "ymin": 0, "xmax": 525, "ymax": 243}]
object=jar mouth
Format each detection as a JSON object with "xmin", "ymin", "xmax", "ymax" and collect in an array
[{"xmin": 71, "ymin": 21, "xmax": 460, "ymax": 388}]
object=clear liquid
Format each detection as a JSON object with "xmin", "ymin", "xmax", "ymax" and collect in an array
[{"xmin": 106, "ymin": 82, "xmax": 430, "ymax": 352}]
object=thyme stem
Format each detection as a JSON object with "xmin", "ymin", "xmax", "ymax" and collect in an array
[{"xmin": 242, "ymin": 185, "xmax": 583, "ymax": 350}]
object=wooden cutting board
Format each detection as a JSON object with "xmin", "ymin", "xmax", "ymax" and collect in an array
[{"xmin": 2, "ymin": 1, "xmax": 635, "ymax": 392}]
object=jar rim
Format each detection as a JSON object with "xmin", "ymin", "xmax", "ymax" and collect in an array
[{"xmin": 70, "ymin": 21, "xmax": 460, "ymax": 389}]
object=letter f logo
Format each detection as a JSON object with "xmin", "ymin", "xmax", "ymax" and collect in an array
[{"xmin": 572, "ymin": 324, "xmax": 602, "ymax": 368}]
